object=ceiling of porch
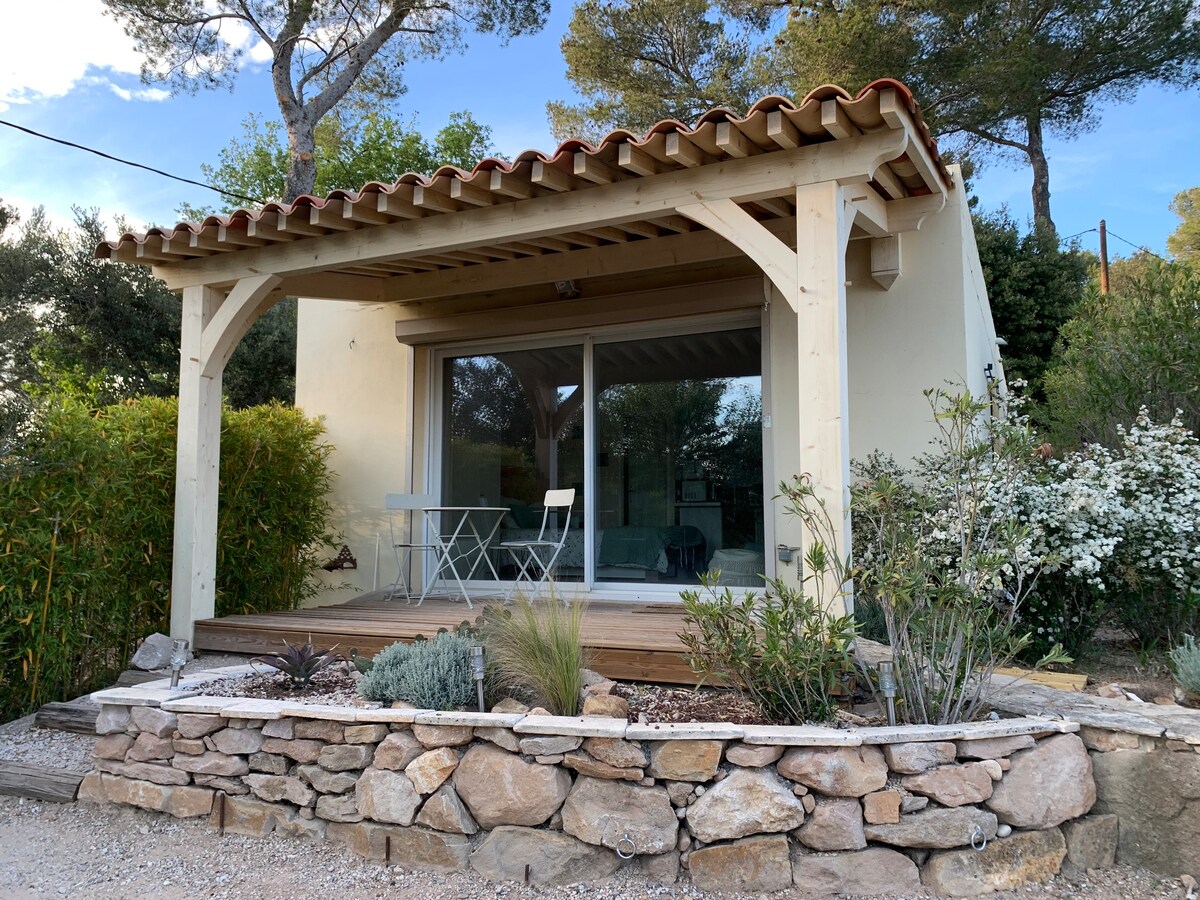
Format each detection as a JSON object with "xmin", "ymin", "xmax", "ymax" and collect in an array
[{"xmin": 95, "ymin": 79, "xmax": 951, "ymax": 302}]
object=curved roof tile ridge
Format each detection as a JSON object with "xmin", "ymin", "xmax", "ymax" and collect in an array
[{"xmin": 98, "ymin": 80, "xmax": 946, "ymax": 256}]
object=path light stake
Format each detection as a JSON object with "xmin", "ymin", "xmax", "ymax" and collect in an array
[
  {"xmin": 470, "ymin": 645, "xmax": 486, "ymax": 712},
  {"xmin": 384, "ymin": 834, "xmax": 391, "ymax": 867},
  {"xmin": 878, "ymin": 660, "xmax": 898, "ymax": 727},
  {"xmin": 169, "ymin": 638, "xmax": 190, "ymax": 688},
  {"xmin": 217, "ymin": 792, "xmax": 226, "ymax": 835}
]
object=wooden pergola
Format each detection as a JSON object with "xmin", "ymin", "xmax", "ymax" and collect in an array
[{"xmin": 98, "ymin": 81, "xmax": 953, "ymax": 643}]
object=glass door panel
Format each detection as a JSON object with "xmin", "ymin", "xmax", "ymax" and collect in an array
[
  {"xmin": 441, "ymin": 345, "xmax": 585, "ymax": 583},
  {"xmin": 593, "ymin": 328, "xmax": 764, "ymax": 588}
]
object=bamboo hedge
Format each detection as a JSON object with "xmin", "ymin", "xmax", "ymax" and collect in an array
[{"xmin": 0, "ymin": 395, "xmax": 336, "ymax": 721}]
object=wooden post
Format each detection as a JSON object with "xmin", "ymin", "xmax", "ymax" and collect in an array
[
  {"xmin": 1099, "ymin": 219, "xmax": 1110, "ymax": 295},
  {"xmin": 794, "ymin": 182, "xmax": 854, "ymax": 613},
  {"xmin": 170, "ymin": 285, "xmax": 224, "ymax": 641}
]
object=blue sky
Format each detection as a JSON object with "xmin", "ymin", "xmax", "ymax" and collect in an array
[{"xmin": 2, "ymin": 0, "xmax": 1197, "ymax": 259}]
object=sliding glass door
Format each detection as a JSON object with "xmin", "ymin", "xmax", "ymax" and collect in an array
[{"xmin": 437, "ymin": 323, "xmax": 765, "ymax": 593}]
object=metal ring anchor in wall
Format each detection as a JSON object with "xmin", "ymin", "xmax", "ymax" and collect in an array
[
  {"xmin": 615, "ymin": 834, "xmax": 637, "ymax": 859},
  {"xmin": 970, "ymin": 824, "xmax": 988, "ymax": 852}
]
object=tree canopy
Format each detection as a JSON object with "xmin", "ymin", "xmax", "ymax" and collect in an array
[
  {"xmin": 1168, "ymin": 186, "xmax": 1200, "ymax": 265},
  {"xmin": 104, "ymin": 0, "xmax": 547, "ymax": 200},
  {"xmin": 179, "ymin": 108, "xmax": 495, "ymax": 218},
  {"xmin": 552, "ymin": 0, "xmax": 1200, "ymax": 231}
]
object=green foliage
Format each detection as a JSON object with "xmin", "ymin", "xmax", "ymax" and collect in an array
[
  {"xmin": 1045, "ymin": 261, "xmax": 1200, "ymax": 446},
  {"xmin": 1168, "ymin": 186, "xmax": 1200, "ymax": 265},
  {"xmin": 479, "ymin": 597, "xmax": 591, "ymax": 717},
  {"xmin": 766, "ymin": 0, "xmax": 1200, "ymax": 229},
  {"xmin": 1170, "ymin": 635, "xmax": 1200, "ymax": 695},
  {"xmin": 103, "ymin": 0, "xmax": 546, "ymax": 199},
  {"xmin": 680, "ymin": 474, "xmax": 857, "ymax": 725},
  {"xmin": 0, "ymin": 395, "xmax": 337, "ymax": 721},
  {"xmin": 357, "ymin": 633, "xmax": 476, "ymax": 710},
  {"xmin": 178, "ymin": 109, "xmax": 497, "ymax": 218},
  {"xmin": 972, "ymin": 212, "xmax": 1091, "ymax": 404},
  {"xmin": 549, "ymin": 0, "xmax": 761, "ymax": 141},
  {"xmin": 851, "ymin": 388, "xmax": 1070, "ymax": 725},
  {"xmin": 252, "ymin": 640, "xmax": 341, "ymax": 689}
]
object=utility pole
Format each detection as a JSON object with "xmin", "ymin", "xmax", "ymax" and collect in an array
[{"xmin": 1099, "ymin": 219, "xmax": 1110, "ymax": 295}]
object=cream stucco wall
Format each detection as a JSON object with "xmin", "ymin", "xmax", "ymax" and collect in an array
[
  {"xmin": 294, "ymin": 298, "xmax": 414, "ymax": 603},
  {"xmin": 295, "ymin": 169, "xmax": 1002, "ymax": 605}
]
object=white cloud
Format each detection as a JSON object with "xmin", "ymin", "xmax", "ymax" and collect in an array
[
  {"xmin": 0, "ymin": 1, "xmax": 145, "ymax": 109},
  {"xmin": 108, "ymin": 85, "xmax": 171, "ymax": 103}
]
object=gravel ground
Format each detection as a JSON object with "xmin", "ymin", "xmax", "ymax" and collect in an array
[
  {"xmin": 0, "ymin": 796, "xmax": 1189, "ymax": 900},
  {"xmin": 0, "ymin": 718, "xmax": 95, "ymax": 773}
]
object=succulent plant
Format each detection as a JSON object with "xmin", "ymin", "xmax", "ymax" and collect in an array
[{"xmin": 252, "ymin": 639, "xmax": 341, "ymax": 689}]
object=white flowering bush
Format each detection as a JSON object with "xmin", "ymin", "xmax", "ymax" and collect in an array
[{"xmin": 855, "ymin": 390, "xmax": 1200, "ymax": 658}]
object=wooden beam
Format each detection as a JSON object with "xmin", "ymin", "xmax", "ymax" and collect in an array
[
  {"xmin": 490, "ymin": 168, "xmax": 536, "ymax": 199},
  {"xmin": 276, "ymin": 211, "xmax": 327, "ymax": 237},
  {"xmin": 871, "ymin": 234, "xmax": 902, "ymax": 290},
  {"xmin": 275, "ymin": 274, "xmax": 389, "ymax": 302},
  {"xmin": 309, "ymin": 204, "xmax": 359, "ymax": 231},
  {"xmin": 767, "ymin": 110, "xmax": 802, "ymax": 150},
  {"xmin": 846, "ymin": 188, "xmax": 890, "ymax": 238},
  {"xmin": 676, "ymin": 199, "xmax": 798, "ymax": 304},
  {"xmin": 665, "ymin": 132, "xmax": 712, "ymax": 168},
  {"xmin": 449, "ymin": 178, "xmax": 496, "ymax": 207},
  {"xmin": 342, "ymin": 198, "xmax": 393, "ymax": 225},
  {"xmin": 618, "ymin": 142, "xmax": 661, "ymax": 176},
  {"xmin": 793, "ymin": 180, "xmax": 855, "ymax": 611},
  {"xmin": 412, "ymin": 184, "xmax": 460, "ymax": 213},
  {"xmin": 878, "ymin": 89, "xmax": 948, "ymax": 194},
  {"xmin": 245, "ymin": 218, "xmax": 300, "ymax": 242},
  {"xmin": 574, "ymin": 151, "xmax": 622, "ymax": 184},
  {"xmin": 216, "ymin": 225, "xmax": 268, "ymax": 247},
  {"xmin": 380, "ymin": 217, "xmax": 795, "ymax": 302},
  {"xmin": 377, "ymin": 191, "xmax": 424, "ymax": 219},
  {"xmin": 200, "ymin": 274, "xmax": 284, "ymax": 379},
  {"xmin": 821, "ymin": 99, "xmax": 856, "ymax": 140},
  {"xmin": 156, "ymin": 129, "xmax": 907, "ymax": 289},
  {"xmin": 531, "ymin": 160, "xmax": 574, "ymax": 192},
  {"xmin": 887, "ymin": 193, "xmax": 946, "ymax": 231},
  {"xmin": 716, "ymin": 122, "xmax": 759, "ymax": 158}
]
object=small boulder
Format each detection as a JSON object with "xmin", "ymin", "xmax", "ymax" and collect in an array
[
  {"xmin": 902, "ymin": 762, "xmax": 995, "ymax": 807},
  {"xmin": 581, "ymin": 694, "xmax": 629, "ymax": 718},
  {"xmin": 986, "ymin": 734, "xmax": 1095, "ymax": 828},
  {"xmin": 405, "ymin": 747, "xmax": 460, "ymax": 795},
  {"xmin": 922, "ymin": 827, "xmax": 1067, "ymax": 896},
  {"xmin": 883, "ymin": 741, "xmax": 957, "ymax": 775},
  {"xmin": 688, "ymin": 834, "xmax": 793, "ymax": 893},
  {"xmin": 955, "ymin": 734, "xmax": 1036, "ymax": 760},
  {"xmin": 130, "ymin": 632, "xmax": 176, "ymax": 670},
  {"xmin": 373, "ymin": 731, "xmax": 425, "ymax": 770},
  {"xmin": 583, "ymin": 737, "xmax": 647, "ymax": 769},
  {"xmin": 864, "ymin": 806, "xmax": 998, "ymax": 849},
  {"xmin": 415, "ymin": 784, "xmax": 479, "ymax": 835},
  {"xmin": 792, "ymin": 846, "xmax": 921, "ymax": 896},
  {"xmin": 725, "ymin": 742, "xmax": 784, "ymax": 768},
  {"xmin": 245, "ymin": 774, "xmax": 316, "ymax": 807},
  {"xmin": 319, "ymin": 743, "xmax": 375, "ymax": 772},
  {"xmin": 470, "ymin": 826, "xmax": 620, "ymax": 886},
  {"xmin": 685, "ymin": 767, "xmax": 806, "ymax": 842},
  {"xmin": 355, "ymin": 767, "xmax": 422, "ymax": 825},
  {"xmin": 412, "ymin": 724, "xmax": 473, "ymax": 748},
  {"xmin": 647, "ymin": 739, "xmax": 724, "ymax": 781},
  {"xmin": 561, "ymin": 776, "xmax": 678, "ymax": 854},
  {"xmin": 863, "ymin": 790, "xmax": 902, "ymax": 825},
  {"xmin": 453, "ymin": 744, "xmax": 571, "ymax": 828},
  {"xmin": 778, "ymin": 745, "xmax": 888, "ymax": 797},
  {"xmin": 796, "ymin": 797, "xmax": 866, "ymax": 851}
]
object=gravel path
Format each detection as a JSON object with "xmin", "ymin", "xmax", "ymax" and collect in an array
[
  {"xmin": 0, "ymin": 796, "xmax": 1189, "ymax": 900},
  {"xmin": 0, "ymin": 719, "xmax": 95, "ymax": 773}
]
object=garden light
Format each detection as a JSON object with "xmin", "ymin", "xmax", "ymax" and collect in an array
[
  {"xmin": 470, "ymin": 645, "xmax": 486, "ymax": 712},
  {"xmin": 169, "ymin": 638, "xmax": 190, "ymax": 689},
  {"xmin": 878, "ymin": 660, "xmax": 898, "ymax": 727}
]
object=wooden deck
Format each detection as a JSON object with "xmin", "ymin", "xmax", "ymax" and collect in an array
[{"xmin": 194, "ymin": 593, "xmax": 699, "ymax": 684}]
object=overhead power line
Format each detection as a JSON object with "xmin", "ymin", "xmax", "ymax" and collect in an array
[{"xmin": 0, "ymin": 117, "xmax": 265, "ymax": 207}]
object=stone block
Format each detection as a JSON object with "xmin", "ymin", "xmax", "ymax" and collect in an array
[
  {"xmin": 192, "ymin": 774, "xmax": 249, "ymax": 795},
  {"xmin": 863, "ymin": 790, "xmax": 902, "ymax": 825},
  {"xmin": 319, "ymin": 743, "xmax": 375, "ymax": 772},
  {"xmin": 355, "ymin": 767, "xmax": 421, "ymax": 825},
  {"xmin": 344, "ymin": 724, "xmax": 389, "ymax": 744},
  {"xmin": 561, "ymin": 776, "xmax": 677, "ymax": 854},
  {"xmin": 689, "ymin": 834, "xmax": 793, "ymax": 893},
  {"xmin": 470, "ymin": 826, "xmax": 620, "ymax": 886},
  {"xmin": 78, "ymin": 771, "xmax": 106, "ymax": 803},
  {"xmin": 640, "ymin": 851, "xmax": 680, "ymax": 884},
  {"xmin": 454, "ymin": 744, "xmax": 571, "ymax": 829},
  {"xmin": 725, "ymin": 742, "xmax": 784, "ymax": 768},
  {"xmin": 1079, "ymin": 726, "xmax": 1139, "ymax": 752},
  {"xmin": 262, "ymin": 718, "xmax": 296, "ymax": 740},
  {"xmin": 986, "ymin": 733, "xmax": 1096, "ymax": 828},
  {"xmin": 792, "ymin": 846, "xmax": 921, "ymax": 896},
  {"xmin": 685, "ymin": 767, "xmax": 806, "ymax": 842},
  {"xmin": 126, "ymin": 732, "xmax": 174, "ymax": 762},
  {"xmin": 94, "ymin": 733, "xmax": 135, "ymax": 761},
  {"xmin": 561, "ymin": 751, "xmax": 642, "ymax": 781},
  {"xmin": 882, "ymin": 741, "xmax": 956, "ymax": 775},
  {"xmin": 415, "ymin": 784, "xmax": 479, "ymax": 835},
  {"xmin": 373, "ymin": 731, "xmax": 425, "ymax": 770},
  {"xmin": 95, "ymin": 758, "xmax": 191, "ymax": 786},
  {"xmin": 295, "ymin": 719, "xmax": 345, "ymax": 743},
  {"xmin": 172, "ymin": 738, "xmax": 206, "ymax": 756},
  {"xmin": 797, "ymin": 797, "xmax": 866, "ymax": 851},
  {"xmin": 582, "ymin": 737, "xmax": 647, "ymax": 769},
  {"xmin": 921, "ymin": 827, "xmax": 1066, "ymax": 896},
  {"xmin": 208, "ymin": 794, "xmax": 278, "ymax": 837},
  {"xmin": 161, "ymin": 785, "xmax": 215, "ymax": 818},
  {"xmin": 581, "ymin": 694, "xmax": 629, "ymax": 719},
  {"xmin": 95, "ymin": 704, "xmax": 131, "ymax": 736},
  {"xmin": 130, "ymin": 706, "xmax": 178, "ymax": 738},
  {"xmin": 647, "ymin": 739, "xmax": 724, "ymax": 781},
  {"xmin": 211, "ymin": 727, "xmax": 264, "ymax": 756},
  {"xmin": 248, "ymin": 752, "xmax": 289, "ymax": 775},
  {"xmin": 519, "ymin": 734, "xmax": 583, "ymax": 756},
  {"xmin": 955, "ymin": 734, "xmax": 1036, "ymax": 759},
  {"xmin": 864, "ymin": 806, "xmax": 998, "ymax": 849},
  {"xmin": 297, "ymin": 764, "xmax": 358, "ymax": 794},
  {"xmin": 405, "ymin": 747, "xmax": 460, "ymax": 795},
  {"xmin": 245, "ymin": 774, "xmax": 316, "ymax": 806},
  {"xmin": 176, "ymin": 714, "xmax": 227, "ymax": 739},
  {"xmin": 260, "ymin": 737, "xmax": 324, "ymax": 764},
  {"xmin": 411, "ymin": 723, "xmax": 473, "ymax": 748},
  {"xmin": 1063, "ymin": 814, "xmax": 1118, "ymax": 875},
  {"xmin": 902, "ymin": 761, "xmax": 995, "ymax": 807},
  {"xmin": 171, "ymin": 751, "xmax": 250, "ymax": 777},
  {"xmin": 779, "ymin": 745, "xmax": 888, "ymax": 797},
  {"xmin": 315, "ymin": 793, "xmax": 364, "ymax": 823}
]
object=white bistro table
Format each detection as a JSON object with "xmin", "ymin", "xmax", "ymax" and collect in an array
[{"xmin": 418, "ymin": 506, "xmax": 509, "ymax": 607}]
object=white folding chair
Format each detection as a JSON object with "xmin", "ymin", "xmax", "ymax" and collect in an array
[
  {"xmin": 384, "ymin": 493, "xmax": 438, "ymax": 603},
  {"xmin": 500, "ymin": 488, "xmax": 576, "ymax": 601}
]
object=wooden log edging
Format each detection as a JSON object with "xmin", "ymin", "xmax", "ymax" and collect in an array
[{"xmin": 0, "ymin": 760, "xmax": 86, "ymax": 802}]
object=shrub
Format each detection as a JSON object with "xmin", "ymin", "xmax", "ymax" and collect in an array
[
  {"xmin": 0, "ymin": 394, "xmax": 336, "ymax": 720},
  {"xmin": 680, "ymin": 475, "xmax": 856, "ymax": 725},
  {"xmin": 479, "ymin": 596, "xmax": 590, "ymax": 717},
  {"xmin": 1170, "ymin": 635, "xmax": 1200, "ymax": 695},
  {"xmin": 852, "ymin": 388, "xmax": 1069, "ymax": 725},
  {"xmin": 357, "ymin": 632, "xmax": 476, "ymax": 710},
  {"xmin": 252, "ymin": 640, "xmax": 341, "ymax": 689}
]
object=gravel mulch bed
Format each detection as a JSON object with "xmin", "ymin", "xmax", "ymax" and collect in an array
[
  {"xmin": 0, "ymin": 719, "xmax": 95, "ymax": 773},
  {"xmin": 611, "ymin": 683, "xmax": 772, "ymax": 725},
  {"xmin": 0, "ymin": 795, "xmax": 1189, "ymax": 900},
  {"xmin": 198, "ymin": 668, "xmax": 365, "ymax": 706}
]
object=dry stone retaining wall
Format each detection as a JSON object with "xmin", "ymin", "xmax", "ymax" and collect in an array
[{"xmin": 76, "ymin": 670, "xmax": 1118, "ymax": 896}]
